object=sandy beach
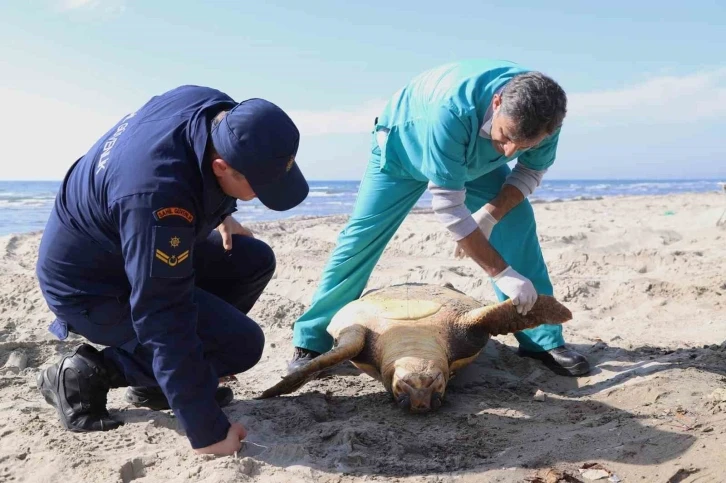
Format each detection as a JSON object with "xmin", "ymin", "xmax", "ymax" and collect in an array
[{"xmin": 1, "ymin": 191, "xmax": 725, "ymax": 483}]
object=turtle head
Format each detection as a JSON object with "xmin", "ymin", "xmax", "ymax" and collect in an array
[{"xmin": 390, "ymin": 359, "xmax": 448, "ymax": 413}]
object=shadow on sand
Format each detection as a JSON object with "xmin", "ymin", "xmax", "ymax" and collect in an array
[{"xmin": 127, "ymin": 338, "xmax": 726, "ymax": 478}]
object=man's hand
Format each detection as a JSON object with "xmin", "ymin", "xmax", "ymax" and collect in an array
[
  {"xmin": 453, "ymin": 220, "xmax": 538, "ymax": 315},
  {"xmin": 492, "ymin": 266, "xmax": 537, "ymax": 315},
  {"xmin": 217, "ymin": 216, "xmax": 254, "ymax": 250},
  {"xmin": 194, "ymin": 422, "xmax": 247, "ymax": 456}
]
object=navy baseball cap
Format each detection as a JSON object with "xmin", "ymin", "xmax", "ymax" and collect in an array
[{"xmin": 211, "ymin": 98, "xmax": 309, "ymax": 211}]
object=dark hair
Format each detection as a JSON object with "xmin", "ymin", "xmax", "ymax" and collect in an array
[{"xmin": 499, "ymin": 72, "xmax": 567, "ymax": 141}]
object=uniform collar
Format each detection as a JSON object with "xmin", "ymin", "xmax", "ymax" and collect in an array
[
  {"xmin": 187, "ymin": 101, "xmax": 237, "ymax": 219},
  {"xmin": 201, "ymin": 157, "xmax": 233, "ymax": 219}
]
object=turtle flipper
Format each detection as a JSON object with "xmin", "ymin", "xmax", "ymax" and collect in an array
[
  {"xmin": 458, "ymin": 295, "xmax": 572, "ymax": 337},
  {"xmin": 256, "ymin": 325, "xmax": 367, "ymax": 399}
]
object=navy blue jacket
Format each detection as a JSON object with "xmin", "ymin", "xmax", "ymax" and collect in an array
[{"xmin": 37, "ymin": 86, "xmax": 240, "ymax": 448}]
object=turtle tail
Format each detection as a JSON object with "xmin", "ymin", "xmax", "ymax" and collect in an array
[{"xmin": 460, "ymin": 295, "xmax": 572, "ymax": 336}]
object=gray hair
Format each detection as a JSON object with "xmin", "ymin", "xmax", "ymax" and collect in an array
[{"xmin": 499, "ymin": 72, "xmax": 567, "ymax": 141}]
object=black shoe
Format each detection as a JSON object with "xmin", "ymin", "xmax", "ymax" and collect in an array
[
  {"xmin": 37, "ymin": 343, "xmax": 124, "ymax": 432},
  {"xmin": 287, "ymin": 347, "xmax": 321, "ymax": 375},
  {"xmin": 519, "ymin": 345, "xmax": 591, "ymax": 377},
  {"xmin": 125, "ymin": 385, "xmax": 234, "ymax": 411}
]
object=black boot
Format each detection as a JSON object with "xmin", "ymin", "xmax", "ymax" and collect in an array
[
  {"xmin": 124, "ymin": 385, "xmax": 234, "ymax": 411},
  {"xmin": 37, "ymin": 343, "xmax": 125, "ymax": 432},
  {"xmin": 518, "ymin": 345, "xmax": 591, "ymax": 377},
  {"xmin": 287, "ymin": 347, "xmax": 321, "ymax": 374}
]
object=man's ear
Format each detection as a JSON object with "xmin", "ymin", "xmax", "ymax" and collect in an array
[
  {"xmin": 492, "ymin": 93, "xmax": 502, "ymax": 113},
  {"xmin": 211, "ymin": 158, "xmax": 230, "ymax": 177}
]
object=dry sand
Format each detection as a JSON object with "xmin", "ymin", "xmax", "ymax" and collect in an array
[{"xmin": 1, "ymin": 191, "xmax": 725, "ymax": 483}]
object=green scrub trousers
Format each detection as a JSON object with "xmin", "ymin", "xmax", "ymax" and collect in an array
[{"xmin": 292, "ymin": 145, "xmax": 564, "ymax": 354}]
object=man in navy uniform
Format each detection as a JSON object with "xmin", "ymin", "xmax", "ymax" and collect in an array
[{"xmin": 35, "ymin": 85, "xmax": 309, "ymax": 456}]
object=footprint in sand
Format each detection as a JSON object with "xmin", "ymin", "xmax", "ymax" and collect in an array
[{"xmin": 119, "ymin": 457, "xmax": 151, "ymax": 483}]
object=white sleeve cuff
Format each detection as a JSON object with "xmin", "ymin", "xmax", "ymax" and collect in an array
[
  {"xmin": 504, "ymin": 163, "xmax": 547, "ymax": 197},
  {"xmin": 428, "ymin": 182, "xmax": 478, "ymax": 241}
]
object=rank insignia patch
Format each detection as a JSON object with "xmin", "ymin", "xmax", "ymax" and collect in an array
[
  {"xmin": 151, "ymin": 226, "xmax": 194, "ymax": 278},
  {"xmin": 155, "ymin": 248, "xmax": 189, "ymax": 266},
  {"xmin": 153, "ymin": 207, "xmax": 194, "ymax": 223}
]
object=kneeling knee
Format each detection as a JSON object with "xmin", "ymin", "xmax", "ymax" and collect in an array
[
  {"xmin": 227, "ymin": 322, "xmax": 265, "ymax": 374},
  {"xmin": 248, "ymin": 323, "xmax": 265, "ymax": 366},
  {"xmin": 231, "ymin": 236, "xmax": 276, "ymax": 279},
  {"xmin": 257, "ymin": 241, "xmax": 276, "ymax": 280}
]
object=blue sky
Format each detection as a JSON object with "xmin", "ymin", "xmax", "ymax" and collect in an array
[{"xmin": 1, "ymin": 0, "xmax": 724, "ymax": 181}]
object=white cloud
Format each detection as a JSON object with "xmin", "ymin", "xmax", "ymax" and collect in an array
[
  {"xmin": 59, "ymin": 0, "xmax": 99, "ymax": 10},
  {"xmin": 0, "ymin": 87, "xmax": 124, "ymax": 179},
  {"xmin": 288, "ymin": 99, "xmax": 387, "ymax": 137},
  {"xmin": 288, "ymin": 68, "xmax": 726, "ymax": 136},
  {"xmin": 567, "ymin": 68, "xmax": 726, "ymax": 125},
  {"xmin": 3, "ymin": 68, "xmax": 724, "ymax": 180},
  {"xmin": 58, "ymin": 0, "xmax": 126, "ymax": 14}
]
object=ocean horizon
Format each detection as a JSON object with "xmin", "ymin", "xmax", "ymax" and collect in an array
[{"xmin": 1, "ymin": 178, "xmax": 724, "ymax": 237}]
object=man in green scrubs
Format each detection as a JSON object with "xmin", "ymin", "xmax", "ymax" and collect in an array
[{"xmin": 290, "ymin": 59, "xmax": 590, "ymax": 379}]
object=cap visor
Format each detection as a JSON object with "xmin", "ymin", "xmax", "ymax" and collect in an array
[{"xmin": 252, "ymin": 163, "xmax": 309, "ymax": 211}]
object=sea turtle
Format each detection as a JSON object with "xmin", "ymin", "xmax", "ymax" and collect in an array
[{"xmin": 259, "ymin": 283, "xmax": 572, "ymax": 412}]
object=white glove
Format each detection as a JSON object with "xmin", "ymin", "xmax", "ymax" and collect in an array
[
  {"xmin": 453, "ymin": 209, "xmax": 498, "ymax": 259},
  {"xmin": 491, "ymin": 266, "xmax": 538, "ymax": 315}
]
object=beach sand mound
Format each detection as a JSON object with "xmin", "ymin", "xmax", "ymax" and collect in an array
[{"xmin": 1, "ymin": 192, "xmax": 725, "ymax": 482}]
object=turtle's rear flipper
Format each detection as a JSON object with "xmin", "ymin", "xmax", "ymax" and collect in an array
[
  {"xmin": 459, "ymin": 295, "xmax": 572, "ymax": 337},
  {"xmin": 256, "ymin": 325, "xmax": 367, "ymax": 399}
]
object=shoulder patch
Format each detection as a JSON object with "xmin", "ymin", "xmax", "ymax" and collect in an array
[
  {"xmin": 153, "ymin": 207, "xmax": 194, "ymax": 223},
  {"xmin": 151, "ymin": 226, "xmax": 194, "ymax": 278}
]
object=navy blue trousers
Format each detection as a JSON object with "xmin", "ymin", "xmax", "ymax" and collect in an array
[{"xmin": 55, "ymin": 231, "xmax": 274, "ymax": 388}]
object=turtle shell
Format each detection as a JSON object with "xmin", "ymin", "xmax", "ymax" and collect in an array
[{"xmin": 326, "ymin": 283, "xmax": 490, "ymax": 377}]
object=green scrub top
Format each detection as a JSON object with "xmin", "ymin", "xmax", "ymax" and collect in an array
[{"xmin": 375, "ymin": 59, "xmax": 561, "ymax": 190}]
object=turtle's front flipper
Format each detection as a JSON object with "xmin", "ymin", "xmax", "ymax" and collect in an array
[
  {"xmin": 256, "ymin": 325, "xmax": 367, "ymax": 399},
  {"xmin": 458, "ymin": 295, "xmax": 572, "ymax": 337}
]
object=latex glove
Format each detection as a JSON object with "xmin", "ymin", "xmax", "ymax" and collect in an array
[
  {"xmin": 453, "ymin": 209, "xmax": 498, "ymax": 259},
  {"xmin": 217, "ymin": 216, "xmax": 255, "ymax": 250},
  {"xmin": 492, "ymin": 266, "xmax": 537, "ymax": 315}
]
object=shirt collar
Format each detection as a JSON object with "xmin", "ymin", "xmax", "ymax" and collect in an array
[{"xmin": 479, "ymin": 86, "xmax": 505, "ymax": 139}]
